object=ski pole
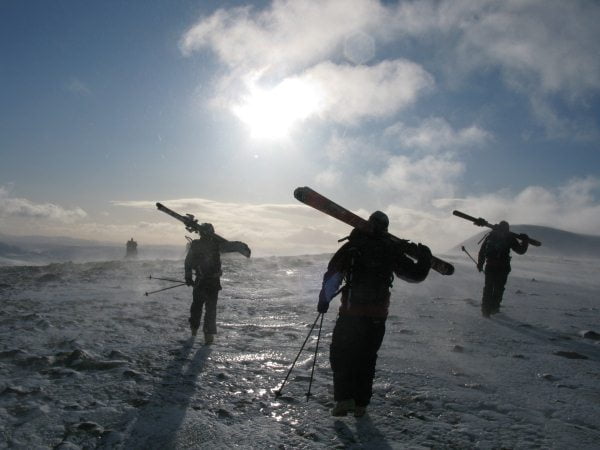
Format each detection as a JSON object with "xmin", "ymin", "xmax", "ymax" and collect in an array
[
  {"xmin": 461, "ymin": 246, "xmax": 478, "ymax": 267},
  {"xmin": 144, "ymin": 283, "xmax": 187, "ymax": 296},
  {"xmin": 306, "ymin": 313, "xmax": 324, "ymax": 402},
  {"xmin": 148, "ymin": 275, "xmax": 185, "ymax": 284},
  {"xmin": 274, "ymin": 313, "xmax": 321, "ymax": 398}
]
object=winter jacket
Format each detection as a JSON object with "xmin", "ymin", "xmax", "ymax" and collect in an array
[
  {"xmin": 320, "ymin": 228, "xmax": 431, "ymax": 318},
  {"xmin": 478, "ymin": 229, "xmax": 528, "ymax": 271},
  {"xmin": 185, "ymin": 237, "xmax": 222, "ymax": 289}
]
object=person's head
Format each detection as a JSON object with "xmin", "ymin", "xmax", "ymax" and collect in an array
[
  {"xmin": 497, "ymin": 220, "xmax": 509, "ymax": 232},
  {"xmin": 368, "ymin": 211, "xmax": 389, "ymax": 234},
  {"xmin": 200, "ymin": 223, "xmax": 215, "ymax": 238}
]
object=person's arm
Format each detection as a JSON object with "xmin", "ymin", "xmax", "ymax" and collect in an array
[
  {"xmin": 477, "ymin": 237, "xmax": 488, "ymax": 272},
  {"xmin": 512, "ymin": 234, "xmax": 529, "ymax": 255},
  {"xmin": 184, "ymin": 250, "xmax": 194, "ymax": 285},
  {"xmin": 317, "ymin": 244, "xmax": 349, "ymax": 313}
]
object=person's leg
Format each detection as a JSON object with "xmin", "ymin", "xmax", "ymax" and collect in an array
[
  {"xmin": 330, "ymin": 315, "xmax": 358, "ymax": 415},
  {"xmin": 189, "ymin": 285, "xmax": 205, "ymax": 335},
  {"xmin": 353, "ymin": 318, "xmax": 385, "ymax": 414},
  {"xmin": 491, "ymin": 270, "xmax": 510, "ymax": 312},
  {"xmin": 202, "ymin": 287, "xmax": 219, "ymax": 343},
  {"xmin": 481, "ymin": 269, "xmax": 495, "ymax": 317}
]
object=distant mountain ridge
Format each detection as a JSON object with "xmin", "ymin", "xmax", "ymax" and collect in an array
[
  {"xmin": 452, "ymin": 225, "xmax": 600, "ymax": 258},
  {"xmin": 0, "ymin": 233, "xmax": 185, "ymax": 266}
]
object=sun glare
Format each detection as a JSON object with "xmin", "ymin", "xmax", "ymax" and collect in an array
[{"xmin": 233, "ymin": 77, "xmax": 322, "ymax": 140}]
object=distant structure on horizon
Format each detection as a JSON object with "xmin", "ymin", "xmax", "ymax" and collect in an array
[{"xmin": 125, "ymin": 238, "xmax": 138, "ymax": 259}]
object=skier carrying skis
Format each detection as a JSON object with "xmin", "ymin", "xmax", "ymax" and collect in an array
[
  {"xmin": 184, "ymin": 223, "xmax": 223, "ymax": 344},
  {"xmin": 477, "ymin": 220, "xmax": 529, "ymax": 317},
  {"xmin": 317, "ymin": 211, "xmax": 432, "ymax": 417}
]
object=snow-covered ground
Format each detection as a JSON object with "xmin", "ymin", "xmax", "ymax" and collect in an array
[{"xmin": 0, "ymin": 250, "xmax": 599, "ymax": 449}]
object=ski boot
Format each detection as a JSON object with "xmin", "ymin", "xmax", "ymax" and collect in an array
[{"xmin": 331, "ymin": 399, "xmax": 355, "ymax": 416}]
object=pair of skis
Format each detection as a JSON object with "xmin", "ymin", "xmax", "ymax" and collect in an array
[{"xmin": 294, "ymin": 186, "xmax": 455, "ymax": 276}]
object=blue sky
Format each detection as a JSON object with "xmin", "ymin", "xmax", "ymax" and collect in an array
[{"xmin": 1, "ymin": 0, "xmax": 599, "ymax": 256}]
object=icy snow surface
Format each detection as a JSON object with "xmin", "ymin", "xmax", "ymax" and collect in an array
[{"xmin": 0, "ymin": 253, "xmax": 599, "ymax": 449}]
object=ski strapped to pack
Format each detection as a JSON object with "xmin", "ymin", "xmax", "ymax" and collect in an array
[
  {"xmin": 452, "ymin": 210, "xmax": 541, "ymax": 247},
  {"xmin": 293, "ymin": 186, "xmax": 454, "ymax": 276},
  {"xmin": 156, "ymin": 202, "xmax": 251, "ymax": 257}
]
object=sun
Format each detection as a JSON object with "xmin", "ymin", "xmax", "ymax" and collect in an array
[{"xmin": 232, "ymin": 76, "xmax": 322, "ymax": 140}]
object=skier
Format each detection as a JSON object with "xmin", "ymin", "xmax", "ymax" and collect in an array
[
  {"xmin": 317, "ymin": 211, "xmax": 432, "ymax": 417},
  {"xmin": 184, "ymin": 223, "xmax": 223, "ymax": 344},
  {"xmin": 477, "ymin": 221, "xmax": 529, "ymax": 317}
]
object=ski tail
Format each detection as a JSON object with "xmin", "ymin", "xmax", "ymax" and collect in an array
[{"xmin": 294, "ymin": 187, "xmax": 454, "ymax": 276}]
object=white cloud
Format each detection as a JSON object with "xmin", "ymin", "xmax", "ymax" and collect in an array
[
  {"xmin": 303, "ymin": 60, "xmax": 434, "ymax": 124},
  {"xmin": 384, "ymin": 117, "xmax": 491, "ymax": 153},
  {"xmin": 181, "ymin": 0, "xmax": 599, "ymax": 137},
  {"xmin": 0, "ymin": 187, "xmax": 87, "ymax": 223},
  {"xmin": 113, "ymin": 197, "xmax": 350, "ymax": 256},
  {"xmin": 367, "ymin": 155, "xmax": 465, "ymax": 208},
  {"xmin": 315, "ymin": 169, "xmax": 342, "ymax": 189},
  {"xmin": 456, "ymin": 0, "xmax": 600, "ymax": 96},
  {"xmin": 180, "ymin": 0, "xmax": 386, "ymax": 71}
]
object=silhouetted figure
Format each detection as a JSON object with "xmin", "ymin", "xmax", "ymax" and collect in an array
[
  {"xmin": 317, "ymin": 211, "xmax": 432, "ymax": 417},
  {"xmin": 125, "ymin": 238, "xmax": 138, "ymax": 259},
  {"xmin": 184, "ymin": 223, "xmax": 222, "ymax": 345},
  {"xmin": 477, "ymin": 221, "xmax": 528, "ymax": 317}
]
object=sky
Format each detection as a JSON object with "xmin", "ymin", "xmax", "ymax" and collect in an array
[{"xmin": 1, "ymin": 0, "xmax": 599, "ymax": 256}]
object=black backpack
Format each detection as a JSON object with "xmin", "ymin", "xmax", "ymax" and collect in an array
[
  {"xmin": 484, "ymin": 231, "xmax": 511, "ymax": 262},
  {"xmin": 346, "ymin": 232, "xmax": 395, "ymax": 291}
]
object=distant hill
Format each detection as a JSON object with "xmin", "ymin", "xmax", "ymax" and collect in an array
[
  {"xmin": 451, "ymin": 225, "xmax": 600, "ymax": 259},
  {"xmin": 0, "ymin": 234, "xmax": 185, "ymax": 266}
]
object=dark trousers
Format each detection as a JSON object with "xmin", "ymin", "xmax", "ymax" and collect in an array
[
  {"xmin": 482, "ymin": 267, "xmax": 510, "ymax": 313},
  {"xmin": 329, "ymin": 315, "xmax": 386, "ymax": 407},
  {"xmin": 189, "ymin": 284, "xmax": 219, "ymax": 334}
]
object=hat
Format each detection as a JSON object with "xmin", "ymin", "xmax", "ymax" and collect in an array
[
  {"xmin": 368, "ymin": 211, "xmax": 389, "ymax": 234},
  {"xmin": 200, "ymin": 223, "xmax": 215, "ymax": 236}
]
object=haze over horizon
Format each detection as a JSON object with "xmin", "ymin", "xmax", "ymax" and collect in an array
[{"xmin": 2, "ymin": 0, "xmax": 599, "ymax": 257}]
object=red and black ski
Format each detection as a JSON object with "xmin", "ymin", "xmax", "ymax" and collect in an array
[{"xmin": 294, "ymin": 186, "xmax": 454, "ymax": 276}]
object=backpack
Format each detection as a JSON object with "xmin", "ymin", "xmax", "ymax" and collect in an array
[
  {"xmin": 484, "ymin": 231, "xmax": 511, "ymax": 262},
  {"xmin": 188, "ymin": 238, "xmax": 222, "ymax": 278},
  {"xmin": 344, "ymin": 232, "xmax": 395, "ymax": 303}
]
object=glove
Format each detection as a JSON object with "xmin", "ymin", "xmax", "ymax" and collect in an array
[
  {"xmin": 317, "ymin": 290, "xmax": 329, "ymax": 313},
  {"xmin": 185, "ymin": 277, "xmax": 194, "ymax": 286},
  {"xmin": 477, "ymin": 263, "xmax": 483, "ymax": 273},
  {"xmin": 416, "ymin": 243, "xmax": 432, "ymax": 263}
]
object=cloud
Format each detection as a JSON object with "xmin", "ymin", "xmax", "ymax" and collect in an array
[
  {"xmin": 66, "ymin": 78, "xmax": 92, "ymax": 96},
  {"xmin": 384, "ymin": 117, "xmax": 491, "ymax": 153},
  {"xmin": 455, "ymin": 0, "xmax": 600, "ymax": 96},
  {"xmin": 302, "ymin": 60, "xmax": 434, "ymax": 124},
  {"xmin": 181, "ymin": 0, "xmax": 599, "ymax": 139},
  {"xmin": 315, "ymin": 169, "xmax": 342, "ymax": 188},
  {"xmin": 367, "ymin": 155, "xmax": 465, "ymax": 208},
  {"xmin": 181, "ymin": 1, "xmax": 433, "ymax": 127},
  {"xmin": 113, "ymin": 197, "xmax": 351, "ymax": 256},
  {"xmin": 0, "ymin": 187, "xmax": 87, "ymax": 223},
  {"xmin": 180, "ymin": 0, "xmax": 386, "ymax": 70}
]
